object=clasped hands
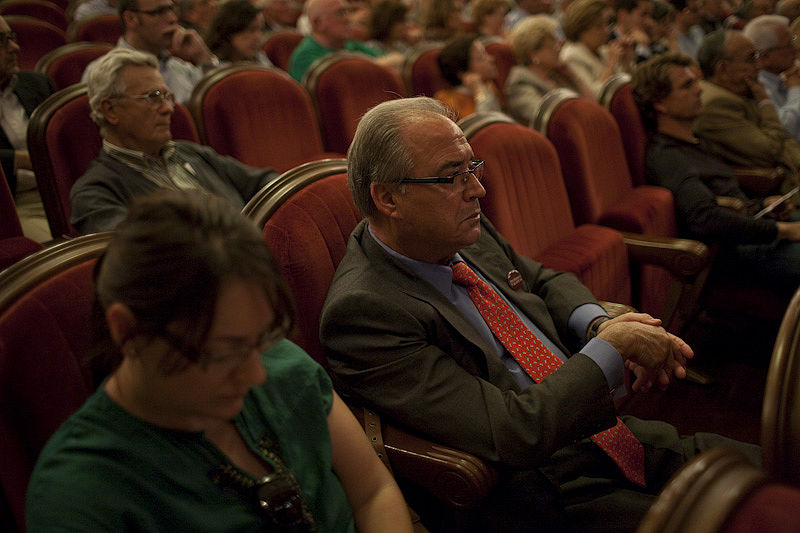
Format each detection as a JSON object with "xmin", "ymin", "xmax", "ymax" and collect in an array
[{"xmin": 596, "ymin": 313, "xmax": 694, "ymax": 393}]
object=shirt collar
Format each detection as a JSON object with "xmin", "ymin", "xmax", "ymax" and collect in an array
[
  {"xmin": 0, "ymin": 74, "xmax": 18, "ymax": 97},
  {"xmin": 103, "ymin": 138, "xmax": 176, "ymax": 165}
]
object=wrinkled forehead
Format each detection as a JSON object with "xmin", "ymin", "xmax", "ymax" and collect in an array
[{"xmin": 400, "ymin": 113, "xmax": 471, "ymax": 168}]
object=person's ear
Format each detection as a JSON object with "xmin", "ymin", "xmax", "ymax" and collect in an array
[
  {"xmin": 654, "ymin": 100, "xmax": 667, "ymax": 114},
  {"xmin": 370, "ymin": 181, "xmax": 401, "ymax": 217},
  {"xmin": 99, "ymin": 98, "xmax": 121, "ymax": 126},
  {"xmin": 122, "ymin": 10, "xmax": 138, "ymax": 29},
  {"xmin": 106, "ymin": 302, "xmax": 137, "ymax": 351}
]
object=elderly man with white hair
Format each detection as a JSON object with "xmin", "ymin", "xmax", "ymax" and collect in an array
[
  {"xmin": 70, "ymin": 48, "xmax": 278, "ymax": 235},
  {"xmin": 744, "ymin": 14, "xmax": 800, "ymax": 140},
  {"xmin": 288, "ymin": 0, "xmax": 402, "ymax": 81}
]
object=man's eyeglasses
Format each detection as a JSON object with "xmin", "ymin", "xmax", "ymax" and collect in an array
[
  {"xmin": 0, "ymin": 32, "xmax": 17, "ymax": 47},
  {"xmin": 134, "ymin": 3, "xmax": 177, "ymax": 16},
  {"xmin": 160, "ymin": 328, "xmax": 285, "ymax": 370},
  {"xmin": 400, "ymin": 159, "xmax": 485, "ymax": 186},
  {"xmin": 118, "ymin": 89, "xmax": 176, "ymax": 107}
]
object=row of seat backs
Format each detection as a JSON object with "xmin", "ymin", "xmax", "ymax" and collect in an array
[{"xmin": 0, "ymin": 0, "xmax": 68, "ymax": 30}]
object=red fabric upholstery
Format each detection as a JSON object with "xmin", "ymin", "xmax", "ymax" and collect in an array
[
  {"xmin": 721, "ymin": 484, "xmax": 800, "ymax": 533},
  {"xmin": 69, "ymin": 14, "xmax": 122, "ymax": 44},
  {"xmin": 261, "ymin": 31, "xmax": 303, "ymax": 71},
  {"xmin": 193, "ymin": 67, "xmax": 334, "ymax": 172},
  {"xmin": 0, "ymin": 237, "xmax": 43, "ymax": 271},
  {"xmin": 0, "ymin": 142, "xmax": 42, "ymax": 270},
  {"xmin": 467, "ymin": 120, "xmax": 631, "ymax": 304},
  {"xmin": 35, "ymin": 42, "xmax": 111, "ymax": 90},
  {"xmin": 607, "ymin": 83, "xmax": 648, "ymax": 187},
  {"xmin": 483, "ymin": 41, "xmax": 515, "ymax": 99},
  {"xmin": 0, "ymin": 260, "xmax": 96, "ymax": 532},
  {"xmin": 407, "ymin": 46, "xmax": 449, "ymax": 97},
  {"xmin": 306, "ymin": 55, "xmax": 405, "ymax": 154},
  {"xmin": 6, "ymin": 16, "xmax": 65, "ymax": 70},
  {"xmin": 261, "ymin": 173, "xmax": 362, "ymax": 364},
  {"xmin": 29, "ymin": 87, "xmax": 197, "ymax": 237},
  {"xmin": 0, "ymin": 0, "xmax": 67, "ymax": 30},
  {"xmin": 545, "ymin": 97, "xmax": 678, "ymax": 316}
]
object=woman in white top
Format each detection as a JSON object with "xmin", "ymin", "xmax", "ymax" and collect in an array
[{"xmin": 560, "ymin": 0, "xmax": 634, "ymax": 98}]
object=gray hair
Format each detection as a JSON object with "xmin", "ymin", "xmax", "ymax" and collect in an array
[
  {"xmin": 87, "ymin": 48, "xmax": 158, "ymax": 134},
  {"xmin": 510, "ymin": 15, "xmax": 560, "ymax": 65},
  {"xmin": 347, "ymin": 97, "xmax": 457, "ymax": 218},
  {"xmin": 697, "ymin": 29, "xmax": 731, "ymax": 79},
  {"xmin": 743, "ymin": 14, "xmax": 790, "ymax": 51}
]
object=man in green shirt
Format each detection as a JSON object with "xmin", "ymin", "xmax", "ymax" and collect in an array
[{"xmin": 288, "ymin": 0, "xmax": 401, "ymax": 82}]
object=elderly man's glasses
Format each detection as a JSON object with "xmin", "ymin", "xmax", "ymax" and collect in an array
[
  {"xmin": 119, "ymin": 89, "xmax": 176, "ymax": 107},
  {"xmin": 0, "ymin": 32, "xmax": 17, "ymax": 47},
  {"xmin": 400, "ymin": 159, "xmax": 485, "ymax": 185},
  {"xmin": 134, "ymin": 3, "xmax": 177, "ymax": 16}
]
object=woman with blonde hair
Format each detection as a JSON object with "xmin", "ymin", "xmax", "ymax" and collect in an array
[
  {"xmin": 560, "ymin": 0, "xmax": 635, "ymax": 98},
  {"xmin": 505, "ymin": 15, "xmax": 593, "ymax": 124}
]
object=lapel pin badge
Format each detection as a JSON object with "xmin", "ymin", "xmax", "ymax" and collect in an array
[{"xmin": 507, "ymin": 269, "xmax": 523, "ymax": 290}]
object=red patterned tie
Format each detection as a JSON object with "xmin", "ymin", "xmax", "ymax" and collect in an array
[{"xmin": 452, "ymin": 262, "xmax": 646, "ymax": 487}]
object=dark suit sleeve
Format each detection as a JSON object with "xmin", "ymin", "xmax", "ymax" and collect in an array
[{"xmin": 321, "ymin": 225, "xmax": 616, "ymax": 469}]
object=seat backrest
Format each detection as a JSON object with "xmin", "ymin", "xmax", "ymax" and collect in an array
[
  {"xmin": 0, "ymin": 0, "xmax": 67, "ymax": 30},
  {"xmin": 34, "ymin": 41, "xmax": 111, "ymax": 90},
  {"xmin": 67, "ymin": 13, "xmax": 122, "ymax": 44},
  {"xmin": 261, "ymin": 30, "xmax": 303, "ymax": 71},
  {"xmin": 401, "ymin": 43, "xmax": 448, "ymax": 97},
  {"xmin": 28, "ymin": 84, "xmax": 198, "ymax": 238},
  {"xmin": 762, "ymin": 285, "xmax": 800, "ymax": 486},
  {"xmin": 462, "ymin": 112, "xmax": 631, "ymax": 304},
  {"xmin": 538, "ymin": 94, "xmax": 637, "ymax": 227},
  {"xmin": 0, "ymin": 233, "xmax": 111, "ymax": 533},
  {"xmin": 5, "ymin": 15, "xmax": 66, "ymax": 70},
  {"xmin": 482, "ymin": 39, "xmax": 515, "ymax": 97},
  {"xmin": 243, "ymin": 159, "xmax": 359, "ymax": 364},
  {"xmin": 189, "ymin": 65, "xmax": 328, "ymax": 172},
  {"xmin": 0, "ymin": 165, "xmax": 23, "ymax": 240},
  {"xmin": 303, "ymin": 52, "xmax": 405, "ymax": 154},
  {"xmin": 460, "ymin": 112, "xmax": 577, "ymax": 257},
  {"xmin": 636, "ymin": 447, "xmax": 773, "ymax": 533},
  {"xmin": 600, "ymin": 75, "xmax": 648, "ymax": 187}
]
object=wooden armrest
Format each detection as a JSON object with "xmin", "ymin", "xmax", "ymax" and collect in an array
[
  {"xmin": 733, "ymin": 166, "xmax": 787, "ymax": 196},
  {"xmin": 621, "ymin": 232, "xmax": 709, "ymax": 277},
  {"xmin": 382, "ymin": 423, "xmax": 499, "ymax": 510}
]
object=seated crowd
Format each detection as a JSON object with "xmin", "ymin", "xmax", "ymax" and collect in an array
[{"xmin": 6, "ymin": 0, "xmax": 800, "ymax": 530}]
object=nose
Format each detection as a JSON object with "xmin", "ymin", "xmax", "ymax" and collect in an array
[{"xmin": 464, "ymin": 173, "xmax": 486, "ymax": 200}]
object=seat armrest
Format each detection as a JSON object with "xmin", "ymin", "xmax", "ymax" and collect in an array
[
  {"xmin": 733, "ymin": 166, "xmax": 787, "ymax": 197},
  {"xmin": 621, "ymin": 232, "xmax": 709, "ymax": 277},
  {"xmin": 382, "ymin": 423, "xmax": 499, "ymax": 510}
]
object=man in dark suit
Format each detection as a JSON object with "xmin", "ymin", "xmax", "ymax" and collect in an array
[
  {"xmin": 0, "ymin": 15, "xmax": 55, "ymax": 195},
  {"xmin": 320, "ymin": 96, "xmax": 760, "ymax": 532}
]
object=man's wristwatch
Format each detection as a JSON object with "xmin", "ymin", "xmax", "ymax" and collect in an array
[{"xmin": 586, "ymin": 316, "xmax": 610, "ymax": 343}]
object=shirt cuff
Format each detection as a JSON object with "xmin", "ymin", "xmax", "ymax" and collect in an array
[
  {"xmin": 568, "ymin": 303, "xmax": 609, "ymax": 342},
  {"xmin": 582, "ymin": 337, "xmax": 626, "ymax": 400}
]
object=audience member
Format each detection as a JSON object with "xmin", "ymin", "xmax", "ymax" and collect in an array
[
  {"xmin": 776, "ymin": 0, "xmax": 800, "ymax": 22},
  {"xmin": 0, "ymin": 15, "xmax": 55, "ymax": 196},
  {"xmin": 320, "ymin": 96, "xmax": 760, "ymax": 532},
  {"xmin": 27, "ymin": 189, "xmax": 413, "ymax": 533},
  {"xmin": 671, "ymin": 0, "xmax": 706, "ymax": 58},
  {"xmin": 561, "ymin": 0, "xmax": 634, "ymax": 97},
  {"xmin": 262, "ymin": 0, "xmax": 301, "ymax": 31},
  {"xmin": 176, "ymin": 0, "xmax": 217, "ymax": 33},
  {"xmin": 81, "ymin": 0, "xmax": 219, "ymax": 104},
  {"xmin": 700, "ymin": 0, "xmax": 730, "ymax": 33},
  {"xmin": 647, "ymin": 0, "xmax": 678, "ymax": 56},
  {"xmin": 505, "ymin": 0, "xmax": 554, "ymax": 31},
  {"xmin": 206, "ymin": 0, "xmax": 273, "ymax": 66},
  {"xmin": 610, "ymin": 0, "xmax": 655, "ymax": 63},
  {"xmin": 505, "ymin": 15, "xmax": 592, "ymax": 123},
  {"xmin": 368, "ymin": 0, "xmax": 416, "ymax": 53},
  {"xmin": 74, "ymin": 0, "xmax": 119, "ymax": 22},
  {"xmin": 435, "ymin": 35, "xmax": 502, "ymax": 118},
  {"xmin": 288, "ymin": 0, "xmax": 399, "ymax": 81},
  {"xmin": 743, "ymin": 15, "xmax": 800, "ymax": 140},
  {"xmin": 634, "ymin": 52, "xmax": 800, "ymax": 292},
  {"xmin": 471, "ymin": 0, "xmax": 511, "ymax": 38},
  {"xmin": 71, "ymin": 49, "xmax": 278, "ymax": 234},
  {"xmin": 695, "ymin": 29, "xmax": 800, "ymax": 185},
  {"xmin": 422, "ymin": 0, "xmax": 465, "ymax": 41}
]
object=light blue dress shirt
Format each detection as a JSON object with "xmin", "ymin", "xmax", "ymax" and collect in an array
[
  {"xmin": 759, "ymin": 70, "xmax": 800, "ymax": 142},
  {"xmin": 368, "ymin": 225, "xmax": 625, "ymax": 397}
]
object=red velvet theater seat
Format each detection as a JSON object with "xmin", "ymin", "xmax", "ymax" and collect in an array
[
  {"xmin": 67, "ymin": 13, "xmax": 122, "ymax": 45},
  {"xmin": 0, "ymin": 167, "xmax": 42, "ymax": 271},
  {"xmin": 302, "ymin": 52, "xmax": 405, "ymax": 155},
  {"xmin": 34, "ymin": 42, "xmax": 112, "ymax": 91},
  {"xmin": 401, "ymin": 43, "xmax": 447, "ymax": 97},
  {"xmin": 600, "ymin": 74, "xmax": 648, "ymax": 187},
  {"xmin": 261, "ymin": 30, "xmax": 303, "ymax": 71},
  {"xmin": 189, "ymin": 64, "xmax": 339, "ymax": 173},
  {"xmin": 460, "ymin": 112, "xmax": 631, "ymax": 304},
  {"xmin": 0, "ymin": 233, "xmax": 111, "ymax": 533},
  {"xmin": 0, "ymin": 0, "xmax": 67, "ymax": 31}
]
